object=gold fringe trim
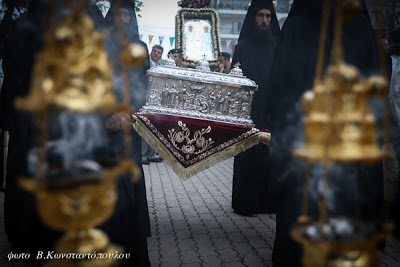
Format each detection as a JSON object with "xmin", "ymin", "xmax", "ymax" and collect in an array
[{"xmin": 132, "ymin": 115, "xmax": 271, "ymax": 180}]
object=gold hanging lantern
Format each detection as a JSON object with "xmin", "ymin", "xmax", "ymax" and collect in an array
[
  {"xmin": 15, "ymin": 8, "xmax": 122, "ymax": 114},
  {"xmin": 19, "ymin": 160, "xmax": 134, "ymax": 267},
  {"xmin": 292, "ymin": 0, "xmax": 388, "ymax": 163},
  {"xmin": 292, "ymin": 218, "xmax": 386, "ymax": 267},
  {"xmin": 290, "ymin": 0, "xmax": 394, "ymax": 266},
  {"xmin": 14, "ymin": 1, "xmax": 142, "ymax": 266},
  {"xmin": 293, "ymin": 62, "xmax": 388, "ymax": 163}
]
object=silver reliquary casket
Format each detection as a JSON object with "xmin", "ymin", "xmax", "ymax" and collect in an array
[{"xmin": 140, "ymin": 59, "xmax": 258, "ymax": 127}]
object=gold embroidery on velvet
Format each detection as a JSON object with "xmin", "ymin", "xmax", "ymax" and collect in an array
[
  {"xmin": 168, "ymin": 121, "xmax": 214, "ymax": 159},
  {"xmin": 132, "ymin": 114, "xmax": 271, "ymax": 180}
]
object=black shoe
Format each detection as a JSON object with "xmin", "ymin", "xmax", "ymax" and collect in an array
[
  {"xmin": 142, "ymin": 157, "xmax": 150, "ymax": 165},
  {"xmin": 377, "ymin": 240, "xmax": 386, "ymax": 251},
  {"xmin": 149, "ymin": 155, "xmax": 162, "ymax": 163},
  {"xmin": 393, "ymin": 227, "xmax": 400, "ymax": 239},
  {"xmin": 234, "ymin": 209, "xmax": 254, "ymax": 217}
]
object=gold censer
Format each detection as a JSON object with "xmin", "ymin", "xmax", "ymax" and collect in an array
[
  {"xmin": 15, "ymin": 1, "xmax": 144, "ymax": 266},
  {"xmin": 291, "ymin": 0, "xmax": 393, "ymax": 266}
]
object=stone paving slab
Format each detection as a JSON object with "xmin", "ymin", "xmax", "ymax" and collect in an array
[{"xmin": 0, "ymin": 158, "xmax": 399, "ymax": 266}]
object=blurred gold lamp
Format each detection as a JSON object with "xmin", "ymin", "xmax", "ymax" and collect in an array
[
  {"xmin": 14, "ymin": 1, "xmax": 144, "ymax": 266},
  {"xmin": 291, "ymin": 0, "xmax": 393, "ymax": 266},
  {"xmin": 294, "ymin": 64, "xmax": 387, "ymax": 163}
]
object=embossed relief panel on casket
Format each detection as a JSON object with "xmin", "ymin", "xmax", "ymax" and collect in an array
[{"xmin": 142, "ymin": 63, "xmax": 258, "ymax": 127}]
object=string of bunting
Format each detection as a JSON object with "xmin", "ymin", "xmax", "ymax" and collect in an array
[{"xmin": 138, "ymin": 34, "xmax": 175, "ymax": 47}]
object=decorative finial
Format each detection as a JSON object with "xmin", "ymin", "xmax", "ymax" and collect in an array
[
  {"xmin": 229, "ymin": 62, "xmax": 243, "ymax": 76},
  {"xmin": 196, "ymin": 59, "xmax": 211, "ymax": 72}
]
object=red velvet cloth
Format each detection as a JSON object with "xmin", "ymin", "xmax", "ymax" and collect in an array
[{"xmin": 133, "ymin": 113, "xmax": 269, "ymax": 169}]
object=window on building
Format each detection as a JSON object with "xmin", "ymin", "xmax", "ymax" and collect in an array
[{"xmin": 232, "ymin": 21, "xmax": 242, "ymax": 34}]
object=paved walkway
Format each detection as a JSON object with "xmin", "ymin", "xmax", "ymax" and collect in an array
[
  {"xmin": 0, "ymin": 158, "xmax": 399, "ymax": 266},
  {"xmin": 144, "ymin": 159, "xmax": 275, "ymax": 267}
]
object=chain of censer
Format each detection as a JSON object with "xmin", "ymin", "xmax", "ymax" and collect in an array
[
  {"xmin": 301, "ymin": 0, "xmax": 333, "ymax": 222},
  {"xmin": 114, "ymin": 0, "xmax": 134, "ymax": 161},
  {"xmin": 373, "ymin": 0, "xmax": 393, "ymax": 225}
]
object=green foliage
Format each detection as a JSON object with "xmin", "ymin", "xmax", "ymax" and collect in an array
[
  {"xmin": 178, "ymin": 0, "xmax": 212, "ymax": 9},
  {"xmin": 0, "ymin": 0, "xmax": 30, "ymax": 20},
  {"xmin": 135, "ymin": 0, "xmax": 144, "ymax": 17},
  {"xmin": 0, "ymin": 0, "xmax": 30, "ymax": 58},
  {"xmin": 94, "ymin": 0, "xmax": 144, "ymax": 17}
]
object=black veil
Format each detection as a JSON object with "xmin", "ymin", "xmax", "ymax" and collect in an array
[
  {"xmin": 238, "ymin": 0, "xmax": 280, "ymax": 42},
  {"xmin": 86, "ymin": 2, "xmax": 108, "ymax": 31},
  {"xmin": 266, "ymin": 0, "xmax": 377, "ymax": 133},
  {"xmin": 231, "ymin": 0, "xmax": 280, "ymax": 129},
  {"xmin": 89, "ymin": 0, "xmax": 150, "ymax": 110},
  {"xmin": 105, "ymin": 0, "xmax": 139, "ymax": 42}
]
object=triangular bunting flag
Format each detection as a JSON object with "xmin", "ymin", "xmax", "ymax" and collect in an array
[
  {"xmin": 159, "ymin": 36, "xmax": 164, "ymax": 45},
  {"xmin": 170, "ymin": 37, "xmax": 175, "ymax": 47},
  {"xmin": 139, "ymin": 34, "xmax": 143, "ymax": 40},
  {"xmin": 149, "ymin": 35, "xmax": 154, "ymax": 44}
]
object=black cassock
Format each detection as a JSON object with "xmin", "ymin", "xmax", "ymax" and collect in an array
[
  {"xmin": 0, "ymin": 0, "xmax": 60, "ymax": 256},
  {"xmin": 230, "ymin": 0, "xmax": 280, "ymax": 216},
  {"xmin": 0, "ymin": 1, "xmax": 151, "ymax": 266},
  {"xmin": 265, "ymin": 0, "xmax": 383, "ymax": 266},
  {"xmin": 89, "ymin": 2, "xmax": 152, "ymax": 263}
]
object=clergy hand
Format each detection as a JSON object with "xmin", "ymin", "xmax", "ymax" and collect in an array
[{"xmin": 106, "ymin": 112, "xmax": 131, "ymax": 131}]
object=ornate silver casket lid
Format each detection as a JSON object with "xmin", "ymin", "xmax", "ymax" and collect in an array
[
  {"xmin": 147, "ymin": 59, "xmax": 257, "ymax": 90},
  {"xmin": 142, "ymin": 61, "xmax": 258, "ymax": 127}
]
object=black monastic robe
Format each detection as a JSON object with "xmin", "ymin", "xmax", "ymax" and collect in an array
[{"xmin": 231, "ymin": 0, "xmax": 280, "ymax": 216}]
